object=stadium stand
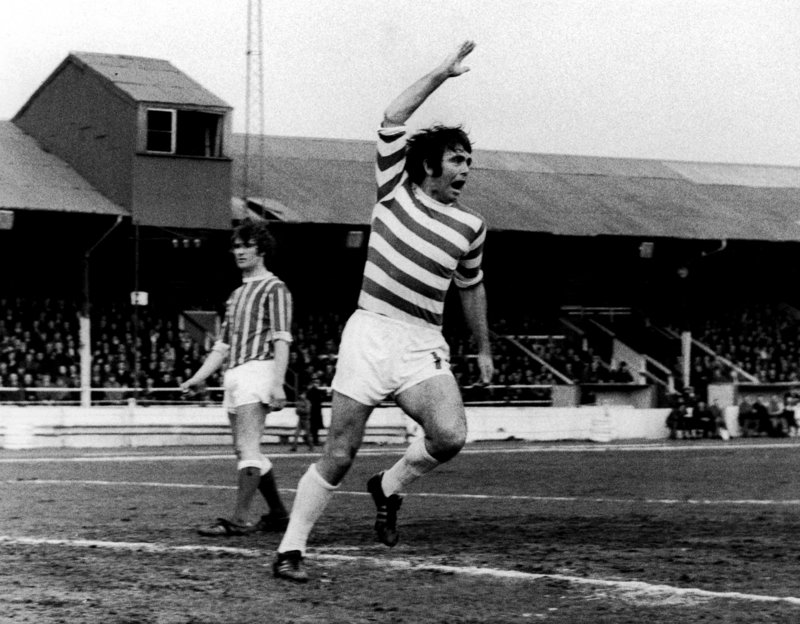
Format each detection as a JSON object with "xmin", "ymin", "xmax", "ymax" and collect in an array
[
  {"xmin": 5, "ymin": 50, "xmax": 800, "ymax": 421},
  {"xmin": 6, "ymin": 293, "xmax": 800, "ymax": 411}
]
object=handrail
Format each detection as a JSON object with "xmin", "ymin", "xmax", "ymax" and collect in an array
[
  {"xmin": 559, "ymin": 317, "xmax": 585, "ymax": 336},
  {"xmin": 561, "ymin": 305, "xmax": 632, "ymax": 316},
  {"xmin": 662, "ymin": 327, "xmax": 759, "ymax": 383},
  {"xmin": 587, "ymin": 318, "xmax": 616, "ymax": 337},
  {"xmin": 643, "ymin": 353, "xmax": 672, "ymax": 376},
  {"xmin": 587, "ymin": 318, "xmax": 672, "ymax": 378},
  {"xmin": 494, "ymin": 332, "xmax": 575, "ymax": 385},
  {"xmin": 640, "ymin": 369, "xmax": 670, "ymax": 389}
]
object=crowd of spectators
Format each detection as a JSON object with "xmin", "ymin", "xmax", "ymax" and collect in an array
[
  {"xmin": 0, "ymin": 299, "xmax": 351, "ymax": 405},
  {"xmin": 0, "ymin": 297, "xmax": 598, "ymax": 406},
  {"xmin": 8, "ymin": 297, "xmax": 800, "ymax": 407},
  {"xmin": 0, "ymin": 297, "xmax": 213, "ymax": 404},
  {"xmin": 736, "ymin": 393, "xmax": 799, "ymax": 438},
  {"xmin": 0, "ymin": 297, "xmax": 83, "ymax": 403},
  {"xmin": 687, "ymin": 305, "xmax": 800, "ymax": 386}
]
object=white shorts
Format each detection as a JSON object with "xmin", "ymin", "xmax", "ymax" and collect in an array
[
  {"xmin": 223, "ymin": 359, "xmax": 276, "ymax": 411},
  {"xmin": 331, "ymin": 309, "xmax": 452, "ymax": 406}
]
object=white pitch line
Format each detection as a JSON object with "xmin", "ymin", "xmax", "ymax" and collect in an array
[
  {"xmin": 4, "ymin": 478, "xmax": 800, "ymax": 507},
  {"xmin": 0, "ymin": 440, "xmax": 797, "ymax": 464},
  {"xmin": 2, "ymin": 440, "xmax": 798, "ymax": 466},
  {"xmin": 0, "ymin": 451, "xmax": 389, "ymax": 464},
  {"xmin": 0, "ymin": 535, "xmax": 798, "ymax": 607}
]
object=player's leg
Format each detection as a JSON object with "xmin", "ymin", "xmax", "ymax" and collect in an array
[
  {"xmin": 395, "ymin": 373, "xmax": 467, "ymax": 463},
  {"xmin": 367, "ymin": 374, "xmax": 466, "ymax": 546},
  {"xmin": 275, "ymin": 309, "xmax": 387, "ymax": 580},
  {"xmin": 274, "ymin": 391, "xmax": 373, "ymax": 581},
  {"xmin": 197, "ymin": 404, "xmax": 269, "ymax": 536},
  {"xmin": 278, "ymin": 392, "xmax": 372, "ymax": 545},
  {"xmin": 231, "ymin": 402, "xmax": 269, "ymax": 525}
]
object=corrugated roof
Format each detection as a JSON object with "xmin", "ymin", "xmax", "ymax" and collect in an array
[
  {"xmin": 229, "ymin": 133, "xmax": 800, "ymax": 241},
  {"xmin": 0, "ymin": 121, "xmax": 129, "ymax": 216},
  {"xmin": 663, "ymin": 161, "xmax": 800, "ymax": 188},
  {"xmin": 69, "ymin": 52, "xmax": 231, "ymax": 108}
]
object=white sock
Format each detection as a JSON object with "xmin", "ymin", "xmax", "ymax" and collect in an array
[
  {"xmin": 278, "ymin": 463, "xmax": 337, "ymax": 556},
  {"xmin": 381, "ymin": 436, "xmax": 440, "ymax": 496}
]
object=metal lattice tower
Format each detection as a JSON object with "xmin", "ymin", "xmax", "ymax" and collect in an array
[{"xmin": 243, "ymin": 0, "xmax": 266, "ymax": 204}]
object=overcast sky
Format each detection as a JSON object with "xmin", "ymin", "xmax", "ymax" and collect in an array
[{"xmin": 2, "ymin": 0, "xmax": 799, "ymax": 166}]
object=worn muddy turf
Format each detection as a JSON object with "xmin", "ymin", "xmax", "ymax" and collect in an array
[{"xmin": 2, "ymin": 438, "xmax": 800, "ymax": 623}]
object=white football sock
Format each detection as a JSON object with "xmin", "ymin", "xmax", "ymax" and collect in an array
[
  {"xmin": 278, "ymin": 463, "xmax": 337, "ymax": 556},
  {"xmin": 381, "ymin": 436, "xmax": 439, "ymax": 496}
]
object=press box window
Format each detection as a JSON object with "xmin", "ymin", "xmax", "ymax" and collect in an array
[
  {"xmin": 146, "ymin": 109, "xmax": 176, "ymax": 153},
  {"xmin": 145, "ymin": 108, "xmax": 223, "ymax": 157}
]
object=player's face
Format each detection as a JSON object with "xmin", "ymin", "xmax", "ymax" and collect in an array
[
  {"xmin": 231, "ymin": 237, "xmax": 262, "ymax": 272},
  {"xmin": 425, "ymin": 145, "xmax": 472, "ymax": 204}
]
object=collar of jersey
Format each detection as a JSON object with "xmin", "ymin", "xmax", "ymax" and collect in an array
[
  {"xmin": 242, "ymin": 269, "xmax": 274, "ymax": 283},
  {"xmin": 412, "ymin": 183, "xmax": 456, "ymax": 211}
]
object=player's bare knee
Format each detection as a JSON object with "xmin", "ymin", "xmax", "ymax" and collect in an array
[
  {"xmin": 317, "ymin": 444, "xmax": 355, "ymax": 483},
  {"xmin": 427, "ymin": 427, "xmax": 466, "ymax": 462}
]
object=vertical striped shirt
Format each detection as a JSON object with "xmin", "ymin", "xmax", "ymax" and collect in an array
[
  {"xmin": 215, "ymin": 272, "xmax": 293, "ymax": 370},
  {"xmin": 357, "ymin": 126, "xmax": 486, "ymax": 330}
]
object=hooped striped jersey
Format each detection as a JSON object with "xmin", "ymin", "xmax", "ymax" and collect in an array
[
  {"xmin": 357, "ymin": 125, "xmax": 486, "ymax": 330},
  {"xmin": 214, "ymin": 272, "xmax": 293, "ymax": 370}
]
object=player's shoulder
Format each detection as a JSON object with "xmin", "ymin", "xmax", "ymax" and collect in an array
[
  {"xmin": 265, "ymin": 275, "xmax": 292, "ymax": 295},
  {"xmin": 453, "ymin": 202, "xmax": 486, "ymax": 231}
]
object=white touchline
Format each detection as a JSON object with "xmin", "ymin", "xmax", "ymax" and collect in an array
[
  {"xmin": 4, "ymin": 479, "xmax": 800, "ymax": 506},
  {"xmin": 1, "ymin": 440, "xmax": 797, "ymax": 464},
  {"xmin": 0, "ymin": 535, "xmax": 798, "ymax": 607}
]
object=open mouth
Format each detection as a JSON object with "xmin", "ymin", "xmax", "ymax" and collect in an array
[{"xmin": 451, "ymin": 180, "xmax": 466, "ymax": 191}]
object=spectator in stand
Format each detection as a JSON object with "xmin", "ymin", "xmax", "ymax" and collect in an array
[
  {"xmin": 783, "ymin": 393, "xmax": 800, "ymax": 437},
  {"xmin": 737, "ymin": 395, "xmax": 756, "ymax": 437},
  {"xmin": 693, "ymin": 400, "xmax": 715, "ymax": 439},
  {"xmin": 51, "ymin": 366, "xmax": 72, "ymax": 402},
  {"xmin": 103, "ymin": 375, "xmax": 125, "ymax": 404},
  {"xmin": 140, "ymin": 377, "xmax": 158, "ymax": 403},
  {"xmin": 751, "ymin": 395, "xmax": 770, "ymax": 436},
  {"xmin": 610, "ymin": 360, "xmax": 635, "ymax": 383},
  {"xmin": 582, "ymin": 356, "xmax": 608, "ymax": 383},
  {"xmin": 157, "ymin": 372, "xmax": 177, "ymax": 400},
  {"xmin": 666, "ymin": 396, "xmax": 688, "ymax": 440},
  {"xmin": 20, "ymin": 372, "xmax": 39, "ymax": 402},
  {"xmin": 767, "ymin": 394, "xmax": 785, "ymax": 437}
]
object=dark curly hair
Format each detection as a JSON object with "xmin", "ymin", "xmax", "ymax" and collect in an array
[
  {"xmin": 405, "ymin": 125, "xmax": 472, "ymax": 184},
  {"xmin": 232, "ymin": 218, "xmax": 276, "ymax": 263}
]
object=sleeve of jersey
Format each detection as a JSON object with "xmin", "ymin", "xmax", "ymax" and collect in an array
[
  {"xmin": 375, "ymin": 126, "xmax": 408, "ymax": 204},
  {"xmin": 453, "ymin": 221, "xmax": 487, "ymax": 289},
  {"xmin": 267, "ymin": 283, "xmax": 293, "ymax": 343}
]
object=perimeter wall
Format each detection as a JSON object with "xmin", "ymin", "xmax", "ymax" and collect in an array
[{"xmin": 0, "ymin": 405, "xmax": 743, "ymax": 450}]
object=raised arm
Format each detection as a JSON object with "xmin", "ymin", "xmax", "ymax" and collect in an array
[{"xmin": 383, "ymin": 40, "xmax": 476, "ymax": 127}]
